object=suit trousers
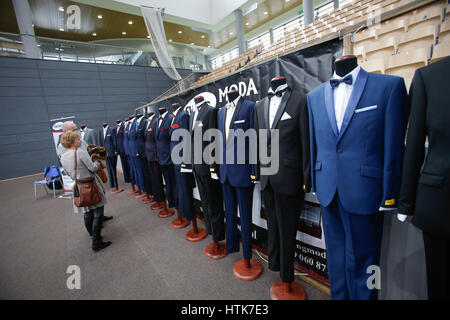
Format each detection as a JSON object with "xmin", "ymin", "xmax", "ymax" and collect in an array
[
  {"xmin": 173, "ymin": 166, "xmax": 196, "ymax": 221},
  {"xmin": 222, "ymin": 181, "xmax": 254, "ymax": 260},
  {"xmin": 105, "ymin": 156, "xmax": 118, "ymax": 188},
  {"xmin": 119, "ymin": 152, "xmax": 130, "ymax": 183},
  {"xmin": 139, "ymin": 156, "xmax": 153, "ymax": 196},
  {"xmin": 321, "ymin": 193, "xmax": 384, "ymax": 300},
  {"xmin": 263, "ymin": 181, "xmax": 302, "ymax": 283},
  {"xmin": 423, "ymin": 231, "xmax": 450, "ymax": 300},
  {"xmin": 195, "ymin": 173, "xmax": 225, "ymax": 242},
  {"xmin": 131, "ymin": 156, "xmax": 145, "ymax": 193},
  {"xmin": 148, "ymin": 161, "xmax": 165, "ymax": 203},
  {"xmin": 127, "ymin": 155, "xmax": 136, "ymax": 186},
  {"xmin": 161, "ymin": 164, "xmax": 177, "ymax": 208}
]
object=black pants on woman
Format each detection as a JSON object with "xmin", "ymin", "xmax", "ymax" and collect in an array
[{"xmin": 83, "ymin": 206, "xmax": 104, "ymax": 248}]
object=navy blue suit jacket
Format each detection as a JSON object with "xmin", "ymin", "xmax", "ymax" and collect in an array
[
  {"xmin": 115, "ymin": 122, "xmax": 125, "ymax": 154},
  {"xmin": 128, "ymin": 119, "xmax": 139, "ymax": 158},
  {"xmin": 307, "ymin": 68, "xmax": 409, "ymax": 214},
  {"xmin": 135, "ymin": 116, "xmax": 147, "ymax": 157},
  {"xmin": 217, "ymin": 98, "xmax": 255, "ymax": 187},
  {"xmin": 123, "ymin": 122, "xmax": 131, "ymax": 157},
  {"xmin": 156, "ymin": 113, "xmax": 174, "ymax": 165},
  {"xmin": 170, "ymin": 108, "xmax": 190, "ymax": 170},
  {"xmin": 99, "ymin": 126, "xmax": 116, "ymax": 157},
  {"xmin": 144, "ymin": 116, "xmax": 159, "ymax": 162}
]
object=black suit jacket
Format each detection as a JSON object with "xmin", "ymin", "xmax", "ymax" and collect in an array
[
  {"xmin": 190, "ymin": 102, "xmax": 219, "ymax": 177},
  {"xmin": 399, "ymin": 57, "xmax": 450, "ymax": 239},
  {"xmin": 144, "ymin": 116, "xmax": 159, "ymax": 162},
  {"xmin": 116, "ymin": 122, "xmax": 125, "ymax": 154},
  {"xmin": 99, "ymin": 126, "xmax": 116, "ymax": 157},
  {"xmin": 254, "ymin": 88, "xmax": 311, "ymax": 196}
]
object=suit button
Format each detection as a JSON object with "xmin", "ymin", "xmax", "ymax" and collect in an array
[{"xmin": 337, "ymin": 149, "xmax": 342, "ymax": 153}]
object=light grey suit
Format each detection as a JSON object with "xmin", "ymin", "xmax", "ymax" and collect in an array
[{"xmin": 82, "ymin": 128, "xmax": 99, "ymax": 146}]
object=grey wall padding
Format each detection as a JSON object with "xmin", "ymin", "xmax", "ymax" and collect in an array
[{"xmin": 0, "ymin": 56, "xmax": 191, "ymax": 180}]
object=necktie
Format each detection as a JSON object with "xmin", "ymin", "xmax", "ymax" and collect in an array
[
  {"xmin": 330, "ymin": 74, "xmax": 353, "ymax": 89},
  {"xmin": 268, "ymin": 88, "xmax": 287, "ymax": 99}
]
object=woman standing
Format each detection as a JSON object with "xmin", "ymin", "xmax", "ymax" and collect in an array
[{"xmin": 60, "ymin": 131, "xmax": 112, "ymax": 252}]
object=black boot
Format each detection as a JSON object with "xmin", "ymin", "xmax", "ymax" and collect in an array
[
  {"xmin": 84, "ymin": 212, "xmax": 94, "ymax": 237},
  {"xmin": 92, "ymin": 215, "xmax": 111, "ymax": 252}
]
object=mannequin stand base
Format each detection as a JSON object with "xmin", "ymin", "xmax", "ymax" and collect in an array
[
  {"xmin": 134, "ymin": 193, "xmax": 146, "ymax": 199},
  {"xmin": 270, "ymin": 280, "xmax": 307, "ymax": 300},
  {"xmin": 150, "ymin": 202, "xmax": 164, "ymax": 210},
  {"xmin": 185, "ymin": 228, "xmax": 207, "ymax": 242},
  {"xmin": 233, "ymin": 259, "xmax": 263, "ymax": 281},
  {"xmin": 157, "ymin": 208, "xmax": 175, "ymax": 218},
  {"xmin": 142, "ymin": 197, "xmax": 155, "ymax": 204},
  {"xmin": 111, "ymin": 188, "xmax": 124, "ymax": 194},
  {"xmin": 127, "ymin": 189, "xmax": 138, "ymax": 195},
  {"xmin": 171, "ymin": 217, "xmax": 190, "ymax": 229},
  {"xmin": 204, "ymin": 242, "xmax": 227, "ymax": 260}
]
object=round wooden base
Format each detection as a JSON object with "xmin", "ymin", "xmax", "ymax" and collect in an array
[
  {"xmin": 142, "ymin": 197, "xmax": 155, "ymax": 204},
  {"xmin": 111, "ymin": 188, "xmax": 124, "ymax": 194},
  {"xmin": 157, "ymin": 208, "xmax": 175, "ymax": 218},
  {"xmin": 185, "ymin": 228, "xmax": 207, "ymax": 242},
  {"xmin": 127, "ymin": 189, "xmax": 138, "ymax": 195},
  {"xmin": 204, "ymin": 242, "xmax": 227, "ymax": 259},
  {"xmin": 150, "ymin": 202, "xmax": 164, "ymax": 210},
  {"xmin": 171, "ymin": 217, "xmax": 190, "ymax": 229},
  {"xmin": 270, "ymin": 280, "xmax": 307, "ymax": 300},
  {"xmin": 233, "ymin": 259, "xmax": 263, "ymax": 281},
  {"xmin": 134, "ymin": 193, "xmax": 146, "ymax": 199}
]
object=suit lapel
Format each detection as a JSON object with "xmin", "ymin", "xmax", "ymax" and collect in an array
[
  {"xmin": 324, "ymin": 82, "xmax": 339, "ymax": 137},
  {"xmin": 337, "ymin": 68, "xmax": 369, "ymax": 143},
  {"xmin": 271, "ymin": 89, "xmax": 291, "ymax": 130},
  {"xmin": 229, "ymin": 98, "xmax": 243, "ymax": 130},
  {"xmin": 263, "ymin": 97, "xmax": 270, "ymax": 137},
  {"xmin": 192, "ymin": 102, "xmax": 207, "ymax": 134}
]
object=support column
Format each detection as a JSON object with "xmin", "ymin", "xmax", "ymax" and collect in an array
[
  {"xmin": 269, "ymin": 28, "xmax": 274, "ymax": 44},
  {"xmin": 334, "ymin": 0, "xmax": 340, "ymax": 9},
  {"xmin": 234, "ymin": 9, "xmax": 246, "ymax": 55},
  {"xmin": 12, "ymin": 0, "xmax": 40, "ymax": 59},
  {"xmin": 303, "ymin": 0, "xmax": 314, "ymax": 26}
]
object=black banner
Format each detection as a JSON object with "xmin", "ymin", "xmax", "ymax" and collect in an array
[{"xmin": 158, "ymin": 38, "xmax": 343, "ymax": 286}]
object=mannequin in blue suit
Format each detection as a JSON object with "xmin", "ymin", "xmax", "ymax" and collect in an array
[
  {"xmin": 156, "ymin": 107, "xmax": 176, "ymax": 217},
  {"xmin": 217, "ymin": 90, "xmax": 259, "ymax": 271},
  {"xmin": 99, "ymin": 123, "xmax": 123, "ymax": 193},
  {"xmin": 124, "ymin": 116, "xmax": 138, "ymax": 194},
  {"xmin": 307, "ymin": 56, "xmax": 409, "ymax": 300},
  {"xmin": 169, "ymin": 102, "xmax": 194, "ymax": 229},
  {"xmin": 129, "ymin": 114, "xmax": 147, "ymax": 199}
]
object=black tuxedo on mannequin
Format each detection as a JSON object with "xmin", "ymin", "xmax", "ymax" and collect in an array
[
  {"xmin": 254, "ymin": 83, "xmax": 311, "ymax": 284},
  {"xmin": 99, "ymin": 125, "xmax": 119, "ymax": 189},
  {"xmin": 136, "ymin": 116, "xmax": 153, "ymax": 197},
  {"xmin": 189, "ymin": 100, "xmax": 225, "ymax": 242},
  {"xmin": 399, "ymin": 56, "xmax": 450, "ymax": 300}
]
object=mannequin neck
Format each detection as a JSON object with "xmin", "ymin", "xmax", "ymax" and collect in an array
[{"xmin": 270, "ymin": 77, "xmax": 287, "ymax": 90}]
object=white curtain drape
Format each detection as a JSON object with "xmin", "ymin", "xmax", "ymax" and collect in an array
[{"xmin": 140, "ymin": 6, "xmax": 182, "ymax": 81}]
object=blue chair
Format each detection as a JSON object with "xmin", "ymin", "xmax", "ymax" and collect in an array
[{"xmin": 34, "ymin": 166, "xmax": 62, "ymax": 200}]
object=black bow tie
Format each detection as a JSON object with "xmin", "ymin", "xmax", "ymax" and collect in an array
[
  {"xmin": 330, "ymin": 74, "xmax": 353, "ymax": 89},
  {"xmin": 268, "ymin": 88, "xmax": 287, "ymax": 99}
]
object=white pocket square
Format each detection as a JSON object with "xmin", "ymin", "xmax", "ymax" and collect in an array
[
  {"xmin": 355, "ymin": 105, "xmax": 377, "ymax": 113},
  {"xmin": 281, "ymin": 112, "xmax": 292, "ymax": 121},
  {"xmin": 234, "ymin": 120, "xmax": 245, "ymax": 124},
  {"xmin": 197, "ymin": 122, "xmax": 203, "ymax": 127}
]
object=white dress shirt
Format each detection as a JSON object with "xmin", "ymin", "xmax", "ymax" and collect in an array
[
  {"xmin": 80, "ymin": 128, "xmax": 86, "ymax": 140},
  {"xmin": 332, "ymin": 65, "xmax": 361, "ymax": 132},
  {"xmin": 225, "ymin": 96, "xmax": 240, "ymax": 141},
  {"xmin": 116, "ymin": 122, "xmax": 121, "ymax": 133},
  {"xmin": 158, "ymin": 111, "xmax": 168, "ymax": 127},
  {"xmin": 171, "ymin": 107, "xmax": 181, "ymax": 126},
  {"xmin": 102, "ymin": 126, "xmax": 108, "ymax": 139},
  {"xmin": 268, "ymin": 84, "xmax": 288, "ymax": 128},
  {"xmin": 191, "ymin": 102, "xmax": 203, "ymax": 130}
]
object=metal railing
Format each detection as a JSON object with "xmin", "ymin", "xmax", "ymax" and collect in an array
[{"xmin": 0, "ymin": 31, "xmax": 185, "ymax": 68}]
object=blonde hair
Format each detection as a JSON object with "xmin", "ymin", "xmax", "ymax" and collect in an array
[{"xmin": 60, "ymin": 131, "xmax": 80, "ymax": 148}]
